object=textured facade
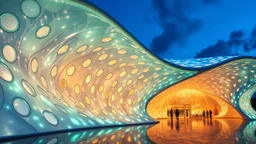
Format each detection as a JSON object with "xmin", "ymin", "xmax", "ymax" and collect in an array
[{"xmin": 0, "ymin": 0, "xmax": 255, "ymax": 140}]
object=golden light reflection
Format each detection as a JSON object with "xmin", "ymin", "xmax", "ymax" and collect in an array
[{"xmin": 147, "ymin": 119, "xmax": 244, "ymax": 143}]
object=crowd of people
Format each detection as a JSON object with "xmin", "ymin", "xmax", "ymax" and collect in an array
[
  {"xmin": 168, "ymin": 109, "xmax": 180, "ymax": 120},
  {"xmin": 168, "ymin": 109, "xmax": 213, "ymax": 120},
  {"xmin": 203, "ymin": 110, "xmax": 212, "ymax": 118}
]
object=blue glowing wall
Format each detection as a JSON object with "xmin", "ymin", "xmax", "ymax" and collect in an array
[{"xmin": 0, "ymin": 0, "xmax": 198, "ymax": 139}]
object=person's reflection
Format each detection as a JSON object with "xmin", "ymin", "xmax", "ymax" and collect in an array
[
  {"xmin": 170, "ymin": 118, "xmax": 173, "ymax": 130},
  {"xmin": 176, "ymin": 120, "xmax": 180, "ymax": 132},
  {"xmin": 210, "ymin": 118, "xmax": 213, "ymax": 126},
  {"xmin": 203, "ymin": 118, "xmax": 206, "ymax": 125},
  {"xmin": 207, "ymin": 117, "xmax": 209, "ymax": 125}
]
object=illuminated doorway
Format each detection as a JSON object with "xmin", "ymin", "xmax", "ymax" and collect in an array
[
  {"xmin": 167, "ymin": 104, "xmax": 191, "ymax": 118},
  {"xmin": 147, "ymin": 88, "xmax": 242, "ymax": 119}
]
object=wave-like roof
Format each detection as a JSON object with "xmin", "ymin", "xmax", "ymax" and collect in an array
[{"xmin": 0, "ymin": 0, "xmax": 255, "ymax": 141}]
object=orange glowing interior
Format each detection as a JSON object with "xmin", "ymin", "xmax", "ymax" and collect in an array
[{"xmin": 147, "ymin": 69, "xmax": 243, "ymax": 119}]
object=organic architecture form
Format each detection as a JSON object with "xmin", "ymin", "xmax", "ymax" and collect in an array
[{"xmin": 0, "ymin": 0, "xmax": 255, "ymax": 140}]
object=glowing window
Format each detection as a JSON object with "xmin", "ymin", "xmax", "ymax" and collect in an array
[
  {"xmin": 75, "ymin": 84, "xmax": 80, "ymax": 94},
  {"xmin": 153, "ymin": 74, "xmax": 159, "ymax": 78},
  {"xmin": 96, "ymin": 69, "xmax": 104, "ymax": 76},
  {"xmin": 101, "ymin": 37, "xmax": 112, "ymax": 43},
  {"xmin": 131, "ymin": 69, "xmax": 138, "ymax": 74},
  {"xmin": 130, "ymin": 55, "xmax": 138, "ymax": 59},
  {"xmin": 21, "ymin": 80, "xmax": 36, "ymax": 96},
  {"xmin": 82, "ymin": 59, "xmax": 92, "ymax": 68},
  {"xmin": 57, "ymin": 45, "xmax": 69, "ymax": 55},
  {"xmin": 76, "ymin": 45, "xmax": 88, "ymax": 53},
  {"xmin": 90, "ymin": 85, "xmax": 95, "ymax": 94},
  {"xmin": 143, "ymin": 78, "xmax": 149, "ymax": 83},
  {"xmin": 138, "ymin": 62, "xmax": 145, "ymax": 65},
  {"xmin": 66, "ymin": 65, "xmax": 75, "ymax": 76},
  {"xmin": 120, "ymin": 71, "xmax": 126, "ymax": 77},
  {"xmin": 126, "ymin": 80, "xmax": 133, "ymax": 85},
  {"xmin": 99, "ymin": 53, "xmax": 108, "ymax": 61},
  {"xmin": 85, "ymin": 96, "xmax": 91, "ymax": 105},
  {"xmin": 85, "ymin": 74, "xmax": 92, "ymax": 84},
  {"xmin": 106, "ymin": 73, "xmax": 113, "ymax": 80},
  {"xmin": 51, "ymin": 65, "xmax": 58, "ymax": 78},
  {"xmin": 2, "ymin": 44, "xmax": 16, "ymax": 63},
  {"xmin": 31, "ymin": 58, "xmax": 38, "ymax": 73},
  {"xmin": 112, "ymin": 94, "xmax": 115, "ymax": 101},
  {"xmin": 117, "ymin": 49, "xmax": 126, "ymax": 55},
  {"xmin": 98, "ymin": 84, "xmax": 104, "ymax": 93},
  {"xmin": 40, "ymin": 76, "xmax": 48, "ymax": 89},
  {"xmin": 118, "ymin": 87, "xmax": 123, "ymax": 93},
  {"xmin": 36, "ymin": 25, "xmax": 50, "ymax": 38},
  {"xmin": 143, "ymin": 68, "xmax": 149, "ymax": 73},
  {"xmin": 155, "ymin": 66, "xmax": 161, "ymax": 71},
  {"xmin": 108, "ymin": 60, "xmax": 117, "ymax": 66},
  {"xmin": 79, "ymin": 102, "xmax": 85, "ymax": 108},
  {"xmin": 105, "ymin": 90, "xmax": 109, "ymax": 98},
  {"xmin": 120, "ymin": 98, "xmax": 124, "ymax": 104},
  {"xmin": 138, "ymin": 75, "xmax": 144, "ymax": 79},
  {"xmin": 129, "ymin": 90, "xmax": 134, "ymax": 95},
  {"xmin": 128, "ymin": 99, "xmax": 132, "ymax": 105},
  {"xmin": 92, "ymin": 46, "xmax": 102, "ymax": 52},
  {"xmin": 111, "ymin": 81, "xmax": 118, "ymax": 87}
]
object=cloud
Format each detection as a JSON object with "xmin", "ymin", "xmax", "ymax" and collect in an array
[
  {"xmin": 246, "ymin": 27, "xmax": 256, "ymax": 51},
  {"xmin": 195, "ymin": 28, "xmax": 256, "ymax": 58},
  {"xmin": 150, "ymin": 0, "xmax": 219, "ymax": 55},
  {"xmin": 195, "ymin": 40, "xmax": 238, "ymax": 58}
]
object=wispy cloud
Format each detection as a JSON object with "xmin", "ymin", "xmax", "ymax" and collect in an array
[
  {"xmin": 196, "ymin": 28, "xmax": 256, "ymax": 58},
  {"xmin": 150, "ymin": 0, "xmax": 220, "ymax": 55}
]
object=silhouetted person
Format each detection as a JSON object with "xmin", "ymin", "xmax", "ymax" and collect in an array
[
  {"xmin": 170, "ymin": 118, "xmax": 173, "ymax": 130},
  {"xmin": 206, "ymin": 110, "xmax": 209, "ymax": 118},
  {"xmin": 176, "ymin": 120, "xmax": 180, "ymax": 132},
  {"xmin": 186, "ymin": 110, "xmax": 189, "ymax": 118},
  {"xmin": 203, "ymin": 110, "xmax": 205, "ymax": 118},
  {"xmin": 170, "ymin": 109, "xmax": 173, "ymax": 119},
  {"xmin": 209, "ymin": 110, "xmax": 212, "ymax": 118},
  {"xmin": 175, "ymin": 109, "xmax": 179, "ymax": 121},
  {"xmin": 210, "ymin": 118, "xmax": 213, "ymax": 126}
]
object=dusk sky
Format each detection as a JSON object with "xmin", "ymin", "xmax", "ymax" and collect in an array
[{"xmin": 86, "ymin": 0, "xmax": 256, "ymax": 59}]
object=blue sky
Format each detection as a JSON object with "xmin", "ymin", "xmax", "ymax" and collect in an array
[{"xmin": 86, "ymin": 0, "xmax": 256, "ymax": 59}]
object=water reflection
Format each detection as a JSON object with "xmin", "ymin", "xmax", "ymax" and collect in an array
[
  {"xmin": 147, "ymin": 118, "xmax": 255, "ymax": 143},
  {"xmin": 1, "ymin": 119, "xmax": 256, "ymax": 144},
  {"xmin": 1, "ymin": 125, "xmax": 155, "ymax": 144}
]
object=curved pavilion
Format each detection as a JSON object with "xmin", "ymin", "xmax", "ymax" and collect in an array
[{"xmin": 0, "ymin": 0, "xmax": 255, "ymax": 140}]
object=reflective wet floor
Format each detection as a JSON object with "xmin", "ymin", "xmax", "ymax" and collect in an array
[{"xmin": 1, "ymin": 118, "xmax": 256, "ymax": 144}]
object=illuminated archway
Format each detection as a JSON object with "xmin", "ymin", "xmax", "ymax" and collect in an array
[{"xmin": 147, "ymin": 59, "xmax": 256, "ymax": 119}]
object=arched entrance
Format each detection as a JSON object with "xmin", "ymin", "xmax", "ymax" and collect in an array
[{"xmin": 146, "ymin": 70, "xmax": 244, "ymax": 119}]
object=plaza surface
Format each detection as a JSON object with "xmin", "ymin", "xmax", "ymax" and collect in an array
[{"xmin": 1, "ymin": 118, "xmax": 255, "ymax": 144}]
